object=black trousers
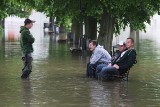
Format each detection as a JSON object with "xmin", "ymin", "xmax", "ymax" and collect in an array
[
  {"xmin": 86, "ymin": 62, "xmax": 108, "ymax": 78},
  {"xmin": 21, "ymin": 53, "xmax": 33, "ymax": 79}
]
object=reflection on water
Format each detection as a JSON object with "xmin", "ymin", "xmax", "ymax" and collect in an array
[
  {"xmin": 89, "ymin": 81, "xmax": 133, "ymax": 107},
  {"xmin": 1, "ymin": 35, "xmax": 160, "ymax": 107},
  {"xmin": 21, "ymin": 79, "xmax": 33, "ymax": 107},
  {"xmin": 1, "ymin": 14, "xmax": 160, "ymax": 107}
]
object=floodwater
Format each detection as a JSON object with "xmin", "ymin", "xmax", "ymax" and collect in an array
[{"xmin": 0, "ymin": 14, "xmax": 160, "ymax": 107}]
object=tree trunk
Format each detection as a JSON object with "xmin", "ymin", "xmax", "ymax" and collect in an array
[
  {"xmin": 49, "ymin": 17, "xmax": 55, "ymax": 32},
  {"xmin": 0, "ymin": 19, "xmax": 5, "ymax": 58},
  {"xmin": 98, "ymin": 11, "xmax": 115, "ymax": 52},
  {"xmin": 71, "ymin": 19, "xmax": 80, "ymax": 44},
  {"xmin": 85, "ymin": 16, "xmax": 97, "ymax": 40},
  {"xmin": 58, "ymin": 24, "xmax": 67, "ymax": 41},
  {"xmin": 0, "ymin": 19, "xmax": 5, "ymax": 29},
  {"xmin": 0, "ymin": 19, "xmax": 5, "ymax": 43}
]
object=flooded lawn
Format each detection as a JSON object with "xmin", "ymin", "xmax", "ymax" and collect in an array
[{"xmin": 0, "ymin": 14, "xmax": 160, "ymax": 107}]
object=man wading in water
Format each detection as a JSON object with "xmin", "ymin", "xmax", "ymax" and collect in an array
[{"xmin": 20, "ymin": 18, "xmax": 35, "ymax": 79}]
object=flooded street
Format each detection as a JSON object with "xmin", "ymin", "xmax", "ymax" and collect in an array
[{"xmin": 0, "ymin": 14, "xmax": 160, "ymax": 107}]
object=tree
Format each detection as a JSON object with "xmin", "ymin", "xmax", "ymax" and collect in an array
[
  {"xmin": 97, "ymin": 0, "xmax": 160, "ymax": 51},
  {"xmin": 0, "ymin": 0, "xmax": 32, "ymax": 29},
  {"xmin": 20, "ymin": 0, "xmax": 160, "ymax": 51}
]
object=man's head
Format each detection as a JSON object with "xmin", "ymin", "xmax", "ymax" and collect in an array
[
  {"xmin": 117, "ymin": 41, "xmax": 126, "ymax": 52},
  {"xmin": 126, "ymin": 38, "xmax": 134, "ymax": 49},
  {"xmin": 24, "ymin": 18, "xmax": 35, "ymax": 29},
  {"xmin": 88, "ymin": 40, "xmax": 98, "ymax": 51}
]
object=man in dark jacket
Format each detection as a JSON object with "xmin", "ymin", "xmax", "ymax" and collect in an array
[
  {"xmin": 96, "ymin": 41, "xmax": 126, "ymax": 77},
  {"xmin": 20, "ymin": 18, "xmax": 35, "ymax": 79},
  {"xmin": 97, "ymin": 38, "xmax": 136, "ymax": 79}
]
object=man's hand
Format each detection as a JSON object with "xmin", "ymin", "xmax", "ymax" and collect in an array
[
  {"xmin": 113, "ymin": 64, "xmax": 119, "ymax": 69},
  {"xmin": 108, "ymin": 63, "xmax": 111, "ymax": 67}
]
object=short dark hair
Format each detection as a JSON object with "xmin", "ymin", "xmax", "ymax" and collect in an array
[
  {"xmin": 89, "ymin": 40, "xmax": 98, "ymax": 46},
  {"xmin": 24, "ymin": 18, "xmax": 35, "ymax": 25},
  {"xmin": 127, "ymin": 37, "xmax": 134, "ymax": 44}
]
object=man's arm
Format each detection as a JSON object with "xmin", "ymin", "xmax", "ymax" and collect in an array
[
  {"xmin": 116, "ymin": 50, "xmax": 136, "ymax": 70},
  {"xmin": 22, "ymin": 30, "xmax": 35, "ymax": 44},
  {"xmin": 90, "ymin": 50, "xmax": 102, "ymax": 64}
]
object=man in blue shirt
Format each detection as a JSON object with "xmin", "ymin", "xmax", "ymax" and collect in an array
[{"xmin": 86, "ymin": 40, "xmax": 111, "ymax": 78}]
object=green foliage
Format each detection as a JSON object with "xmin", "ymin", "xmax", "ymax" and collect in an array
[
  {"xmin": 103, "ymin": 0, "xmax": 160, "ymax": 33},
  {"xmin": 0, "ymin": 0, "xmax": 159, "ymax": 34},
  {"xmin": 32, "ymin": 0, "xmax": 160, "ymax": 34},
  {"xmin": 0, "ymin": 0, "xmax": 32, "ymax": 19}
]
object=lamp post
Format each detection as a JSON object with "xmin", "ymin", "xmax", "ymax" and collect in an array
[
  {"xmin": 79, "ymin": 0, "xmax": 83, "ymax": 48},
  {"xmin": 80, "ymin": 0, "xmax": 87, "ymax": 52}
]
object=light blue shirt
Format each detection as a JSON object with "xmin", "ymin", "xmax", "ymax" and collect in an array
[{"xmin": 90, "ymin": 45, "xmax": 111, "ymax": 64}]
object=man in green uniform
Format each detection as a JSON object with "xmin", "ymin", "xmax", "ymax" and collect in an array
[{"xmin": 20, "ymin": 18, "xmax": 35, "ymax": 79}]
